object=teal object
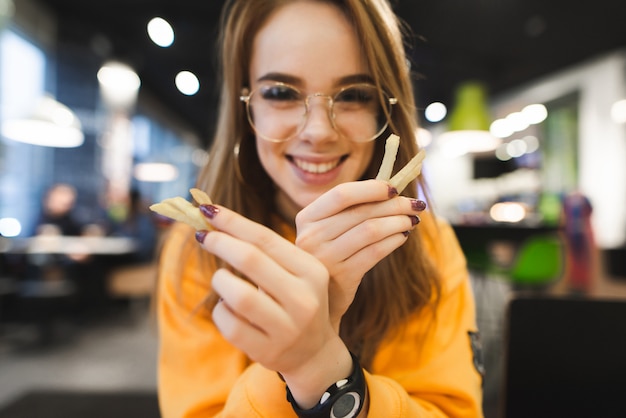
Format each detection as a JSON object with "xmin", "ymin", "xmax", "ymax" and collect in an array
[{"xmin": 510, "ymin": 235, "xmax": 564, "ymax": 286}]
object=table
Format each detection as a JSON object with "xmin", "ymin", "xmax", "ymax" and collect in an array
[{"xmin": 1, "ymin": 236, "xmax": 137, "ymax": 255}]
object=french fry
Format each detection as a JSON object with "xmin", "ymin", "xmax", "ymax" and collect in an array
[
  {"xmin": 388, "ymin": 149, "xmax": 426, "ymax": 193},
  {"xmin": 190, "ymin": 188, "xmax": 213, "ymax": 205},
  {"xmin": 374, "ymin": 133, "xmax": 426, "ymax": 193},
  {"xmin": 376, "ymin": 133, "xmax": 400, "ymax": 181},
  {"xmin": 149, "ymin": 190, "xmax": 214, "ymax": 230}
]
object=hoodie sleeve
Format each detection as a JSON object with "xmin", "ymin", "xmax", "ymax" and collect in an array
[{"xmin": 365, "ymin": 213, "xmax": 484, "ymax": 417}]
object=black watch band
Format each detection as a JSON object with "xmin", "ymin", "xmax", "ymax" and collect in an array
[{"xmin": 286, "ymin": 351, "xmax": 366, "ymax": 418}]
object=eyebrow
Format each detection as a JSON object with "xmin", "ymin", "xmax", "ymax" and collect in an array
[{"xmin": 256, "ymin": 72, "xmax": 375, "ymax": 88}]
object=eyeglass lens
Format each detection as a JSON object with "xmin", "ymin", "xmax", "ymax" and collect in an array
[{"xmin": 245, "ymin": 83, "xmax": 392, "ymax": 142}]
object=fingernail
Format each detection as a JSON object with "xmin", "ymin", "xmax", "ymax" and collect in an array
[
  {"xmin": 409, "ymin": 215, "xmax": 421, "ymax": 226},
  {"xmin": 388, "ymin": 185, "xmax": 398, "ymax": 198},
  {"xmin": 402, "ymin": 230, "xmax": 411, "ymax": 237},
  {"xmin": 199, "ymin": 204, "xmax": 220, "ymax": 219},
  {"xmin": 411, "ymin": 199, "xmax": 427, "ymax": 211},
  {"xmin": 195, "ymin": 230, "xmax": 209, "ymax": 243}
]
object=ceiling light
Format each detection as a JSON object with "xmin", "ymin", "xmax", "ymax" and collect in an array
[
  {"xmin": 438, "ymin": 81, "xmax": 500, "ymax": 156},
  {"xmin": 147, "ymin": 17, "xmax": 174, "ymax": 47},
  {"xmin": 490, "ymin": 118, "xmax": 514, "ymax": 138},
  {"xmin": 495, "ymin": 143, "xmax": 512, "ymax": 161},
  {"xmin": 424, "ymin": 102, "xmax": 447, "ymax": 123},
  {"xmin": 133, "ymin": 162, "xmax": 179, "ymax": 182},
  {"xmin": 522, "ymin": 103, "xmax": 548, "ymax": 124},
  {"xmin": 439, "ymin": 130, "xmax": 501, "ymax": 158},
  {"xmin": 506, "ymin": 139, "xmax": 528, "ymax": 158},
  {"xmin": 505, "ymin": 111, "xmax": 529, "ymax": 133},
  {"xmin": 175, "ymin": 71, "xmax": 200, "ymax": 96},
  {"xmin": 0, "ymin": 217, "xmax": 21, "ymax": 237},
  {"xmin": 523, "ymin": 135, "xmax": 540, "ymax": 153},
  {"xmin": 490, "ymin": 104, "xmax": 547, "ymax": 140},
  {"xmin": 490, "ymin": 202, "xmax": 527, "ymax": 223},
  {"xmin": 97, "ymin": 61, "xmax": 141, "ymax": 109},
  {"xmin": 611, "ymin": 99, "xmax": 626, "ymax": 124},
  {"xmin": 1, "ymin": 95, "xmax": 84, "ymax": 147}
]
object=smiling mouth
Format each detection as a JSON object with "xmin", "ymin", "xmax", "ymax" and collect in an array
[{"xmin": 289, "ymin": 155, "xmax": 348, "ymax": 174}]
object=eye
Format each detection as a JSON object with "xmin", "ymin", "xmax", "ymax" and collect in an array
[
  {"xmin": 259, "ymin": 84, "xmax": 301, "ymax": 101},
  {"xmin": 335, "ymin": 85, "xmax": 376, "ymax": 104}
]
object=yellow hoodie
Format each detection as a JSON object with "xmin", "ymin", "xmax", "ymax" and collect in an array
[{"xmin": 157, "ymin": 211, "xmax": 484, "ymax": 417}]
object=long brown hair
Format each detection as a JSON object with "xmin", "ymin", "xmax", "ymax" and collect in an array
[{"xmin": 192, "ymin": 0, "xmax": 440, "ymax": 368}]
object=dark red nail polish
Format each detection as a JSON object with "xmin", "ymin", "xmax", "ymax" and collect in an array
[
  {"xmin": 409, "ymin": 215, "xmax": 421, "ymax": 226},
  {"xmin": 199, "ymin": 204, "xmax": 219, "ymax": 219},
  {"xmin": 388, "ymin": 185, "xmax": 398, "ymax": 198},
  {"xmin": 411, "ymin": 199, "xmax": 426, "ymax": 211},
  {"xmin": 402, "ymin": 230, "xmax": 410, "ymax": 237},
  {"xmin": 195, "ymin": 230, "xmax": 209, "ymax": 243}
]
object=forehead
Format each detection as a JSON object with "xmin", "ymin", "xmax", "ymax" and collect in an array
[{"xmin": 249, "ymin": 1, "xmax": 368, "ymax": 89}]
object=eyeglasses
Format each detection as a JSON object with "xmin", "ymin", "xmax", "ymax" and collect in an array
[{"xmin": 240, "ymin": 82, "xmax": 397, "ymax": 143}]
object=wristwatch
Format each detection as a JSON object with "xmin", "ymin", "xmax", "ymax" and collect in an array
[{"xmin": 286, "ymin": 352, "xmax": 366, "ymax": 418}]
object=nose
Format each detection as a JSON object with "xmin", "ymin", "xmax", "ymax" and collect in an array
[{"xmin": 299, "ymin": 95, "xmax": 338, "ymax": 142}]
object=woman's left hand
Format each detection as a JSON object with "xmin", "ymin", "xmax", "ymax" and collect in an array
[{"xmin": 295, "ymin": 180, "xmax": 425, "ymax": 328}]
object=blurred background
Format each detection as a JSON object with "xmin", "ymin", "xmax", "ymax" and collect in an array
[{"xmin": 1, "ymin": 0, "xmax": 626, "ymax": 417}]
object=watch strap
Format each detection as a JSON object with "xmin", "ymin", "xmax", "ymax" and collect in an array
[{"xmin": 286, "ymin": 351, "xmax": 366, "ymax": 418}]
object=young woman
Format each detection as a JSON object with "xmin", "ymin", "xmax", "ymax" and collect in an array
[{"xmin": 157, "ymin": 0, "xmax": 483, "ymax": 417}]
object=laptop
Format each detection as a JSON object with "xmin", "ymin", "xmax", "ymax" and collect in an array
[{"xmin": 501, "ymin": 296, "xmax": 626, "ymax": 418}]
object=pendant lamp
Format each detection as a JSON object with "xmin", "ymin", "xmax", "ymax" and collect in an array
[
  {"xmin": 438, "ymin": 81, "xmax": 500, "ymax": 157},
  {"xmin": 1, "ymin": 95, "xmax": 84, "ymax": 148}
]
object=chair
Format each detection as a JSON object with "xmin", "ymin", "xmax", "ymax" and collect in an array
[
  {"xmin": 107, "ymin": 262, "xmax": 157, "ymax": 299},
  {"xmin": 508, "ymin": 235, "xmax": 564, "ymax": 288},
  {"xmin": 502, "ymin": 296, "xmax": 626, "ymax": 417}
]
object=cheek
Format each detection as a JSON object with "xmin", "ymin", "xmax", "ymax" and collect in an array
[
  {"xmin": 255, "ymin": 138, "xmax": 282, "ymax": 179},
  {"xmin": 355, "ymin": 143, "xmax": 376, "ymax": 177}
]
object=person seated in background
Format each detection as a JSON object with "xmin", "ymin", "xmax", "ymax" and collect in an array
[
  {"xmin": 35, "ymin": 183, "xmax": 85, "ymax": 237},
  {"xmin": 27, "ymin": 183, "xmax": 99, "ymax": 314}
]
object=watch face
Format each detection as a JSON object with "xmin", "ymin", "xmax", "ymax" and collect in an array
[{"xmin": 330, "ymin": 392, "xmax": 361, "ymax": 418}]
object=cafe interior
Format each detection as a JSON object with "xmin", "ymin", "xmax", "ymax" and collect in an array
[{"xmin": 1, "ymin": 0, "xmax": 626, "ymax": 417}]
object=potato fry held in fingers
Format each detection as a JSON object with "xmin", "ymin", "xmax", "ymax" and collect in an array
[
  {"xmin": 376, "ymin": 133, "xmax": 426, "ymax": 193},
  {"xmin": 149, "ymin": 188, "xmax": 214, "ymax": 230}
]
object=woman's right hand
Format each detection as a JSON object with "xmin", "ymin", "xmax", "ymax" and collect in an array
[{"xmin": 195, "ymin": 204, "xmax": 355, "ymax": 408}]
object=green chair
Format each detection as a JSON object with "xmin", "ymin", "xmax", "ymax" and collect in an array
[{"xmin": 509, "ymin": 235, "xmax": 564, "ymax": 288}]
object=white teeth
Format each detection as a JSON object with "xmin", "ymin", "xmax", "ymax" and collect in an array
[{"xmin": 294, "ymin": 158, "xmax": 340, "ymax": 174}]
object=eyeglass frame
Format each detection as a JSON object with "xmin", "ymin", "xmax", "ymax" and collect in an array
[{"xmin": 239, "ymin": 81, "xmax": 398, "ymax": 143}]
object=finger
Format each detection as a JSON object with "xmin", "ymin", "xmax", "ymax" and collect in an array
[
  {"xmin": 315, "ymin": 214, "xmax": 415, "ymax": 264},
  {"xmin": 297, "ymin": 179, "xmax": 394, "ymax": 223},
  {"xmin": 201, "ymin": 230, "xmax": 312, "ymax": 308},
  {"xmin": 212, "ymin": 297, "xmax": 271, "ymax": 357},
  {"xmin": 297, "ymin": 195, "xmax": 424, "ymax": 245},
  {"xmin": 212, "ymin": 268, "xmax": 292, "ymax": 336},
  {"xmin": 198, "ymin": 204, "xmax": 327, "ymax": 281},
  {"xmin": 334, "ymin": 232, "xmax": 409, "ymax": 278}
]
